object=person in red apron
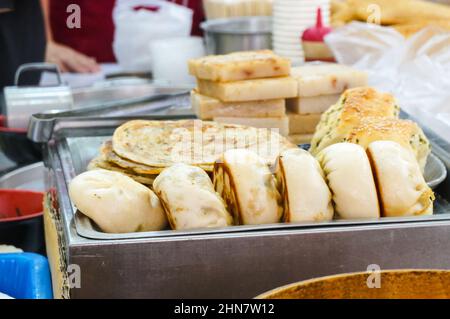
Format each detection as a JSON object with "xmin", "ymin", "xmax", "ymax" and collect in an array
[{"xmin": 42, "ymin": 0, "xmax": 204, "ymax": 73}]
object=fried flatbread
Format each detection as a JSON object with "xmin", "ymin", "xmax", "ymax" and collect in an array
[
  {"xmin": 100, "ymin": 141, "xmax": 171, "ymax": 174},
  {"xmin": 87, "ymin": 155, "xmax": 156, "ymax": 186},
  {"xmin": 112, "ymin": 120, "xmax": 296, "ymax": 168},
  {"xmin": 349, "ymin": 0, "xmax": 450, "ymax": 26}
]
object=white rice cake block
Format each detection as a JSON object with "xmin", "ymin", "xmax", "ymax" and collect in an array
[
  {"xmin": 191, "ymin": 90, "xmax": 286, "ymax": 120},
  {"xmin": 288, "ymin": 133, "xmax": 314, "ymax": 145},
  {"xmin": 196, "ymin": 77, "xmax": 298, "ymax": 102},
  {"xmin": 288, "ymin": 112, "xmax": 321, "ymax": 135},
  {"xmin": 188, "ymin": 50, "xmax": 291, "ymax": 82},
  {"xmin": 290, "ymin": 63, "xmax": 368, "ymax": 97},
  {"xmin": 214, "ymin": 116, "xmax": 289, "ymax": 136},
  {"xmin": 286, "ymin": 93, "xmax": 341, "ymax": 114}
]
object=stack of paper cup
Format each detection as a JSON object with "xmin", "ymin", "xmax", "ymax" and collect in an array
[{"xmin": 272, "ymin": 0, "xmax": 330, "ymax": 65}]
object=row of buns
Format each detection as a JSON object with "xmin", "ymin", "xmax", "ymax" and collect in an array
[
  {"xmin": 69, "ymin": 139, "xmax": 434, "ymax": 234},
  {"xmin": 310, "ymin": 87, "xmax": 430, "ymax": 172}
]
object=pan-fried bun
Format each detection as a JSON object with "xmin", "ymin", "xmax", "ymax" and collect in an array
[
  {"xmin": 69, "ymin": 169, "xmax": 167, "ymax": 233},
  {"xmin": 367, "ymin": 141, "xmax": 434, "ymax": 217},
  {"xmin": 317, "ymin": 143, "xmax": 380, "ymax": 219},
  {"xmin": 153, "ymin": 164, "xmax": 232, "ymax": 230},
  {"xmin": 275, "ymin": 148, "xmax": 334, "ymax": 222},
  {"xmin": 214, "ymin": 149, "xmax": 282, "ymax": 225}
]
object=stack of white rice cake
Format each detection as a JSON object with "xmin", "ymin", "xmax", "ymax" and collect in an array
[
  {"xmin": 287, "ymin": 63, "xmax": 368, "ymax": 144},
  {"xmin": 189, "ymin": 50, "xmax": 297, "ymax": 137},
  {"xmin": 189, "ymin": 51, "xmax": 368, "ymax": 144}
]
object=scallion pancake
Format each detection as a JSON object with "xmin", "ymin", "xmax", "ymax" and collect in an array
[
  {"xmin": 112, "ymin": 120, "xmax": 296, "ymax": 168},
  {"xmin": 87, "ymin": 155, "xmax": 156, "ymax": 186}
]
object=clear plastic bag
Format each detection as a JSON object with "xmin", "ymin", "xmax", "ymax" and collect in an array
[
  {"xmin": 113, "ymin": 0, "xmax": 193, "ymax": 72},
  {"xmin": 325, "ymin": 22, "xmax": 450, "ymax": 140}
]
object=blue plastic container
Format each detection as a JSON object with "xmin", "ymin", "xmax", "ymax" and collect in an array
[{"xmin": 0, "ymin": 253, "xmax": 52, "ymax": 299}]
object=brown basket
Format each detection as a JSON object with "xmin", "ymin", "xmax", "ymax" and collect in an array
[{"xmin": 256, "ymin": 270, "xmax": 450, "ymax": 299}]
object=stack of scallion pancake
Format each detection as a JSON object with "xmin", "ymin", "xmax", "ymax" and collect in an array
[{"xmin": 88, "ymin": 119, "xmax": 296, "ymax": 187}]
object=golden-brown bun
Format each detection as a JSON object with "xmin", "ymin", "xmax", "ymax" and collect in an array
[
  {"xmin": 346, "ymin": 117, "xmax": 430, "ymax": 172},
  {"xmin": 153, "ymin": 164, "xmax": 232, "ymax": 230},
  {"xmin": 214, "ymin": 149, "xmax": 282, "ymax": 225},
  {"xmin": 367, "ymin": 141, "xmax": 434, "ymax": 217},
  {"xmin": 310, "ymin": 87, "xmax": 400, "ymax": 155}
]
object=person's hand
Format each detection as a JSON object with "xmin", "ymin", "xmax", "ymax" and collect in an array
[{"xmin": 45, "ymin": 41, "xmax": 100, "ymax": 73}]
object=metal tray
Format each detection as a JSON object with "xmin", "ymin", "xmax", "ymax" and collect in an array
[
  {"xmin": 47, "ymin": 117, "xmax": 450, "ymax": 241},
  {"xmin": 39, "ymin": 110, "xmax": 450, "ymax": 298}
]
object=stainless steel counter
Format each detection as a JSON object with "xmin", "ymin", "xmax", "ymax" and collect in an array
[{"xmin": 68, "ymin": 220, "xmax": 450, "ymax": 298}]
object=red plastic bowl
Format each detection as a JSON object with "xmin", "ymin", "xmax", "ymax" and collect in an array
[
  {"xmin": 0, "ymin": 189, "xmax": 45, "ymax": 253},
  {"xmin": 0, "ymin": 189, "xmax": 44, "ymax": 222}
]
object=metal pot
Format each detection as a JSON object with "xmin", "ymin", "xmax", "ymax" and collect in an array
[
  {"xmin": 0, "ymin": 162, "xmax": 45, "ymax": 191},
  {"xmin": 201, "ymin": 16, "xmax": 272, "ymax": 55}
]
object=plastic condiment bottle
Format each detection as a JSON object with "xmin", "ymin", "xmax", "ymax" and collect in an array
[{"xmin": 301, "ymin": 8, "xmax": 335, "ymax": 62}]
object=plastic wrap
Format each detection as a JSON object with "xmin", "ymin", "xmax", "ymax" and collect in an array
[{"xmin": 325, "ymin": 21, "xmax": 450, "ymax": 141}]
